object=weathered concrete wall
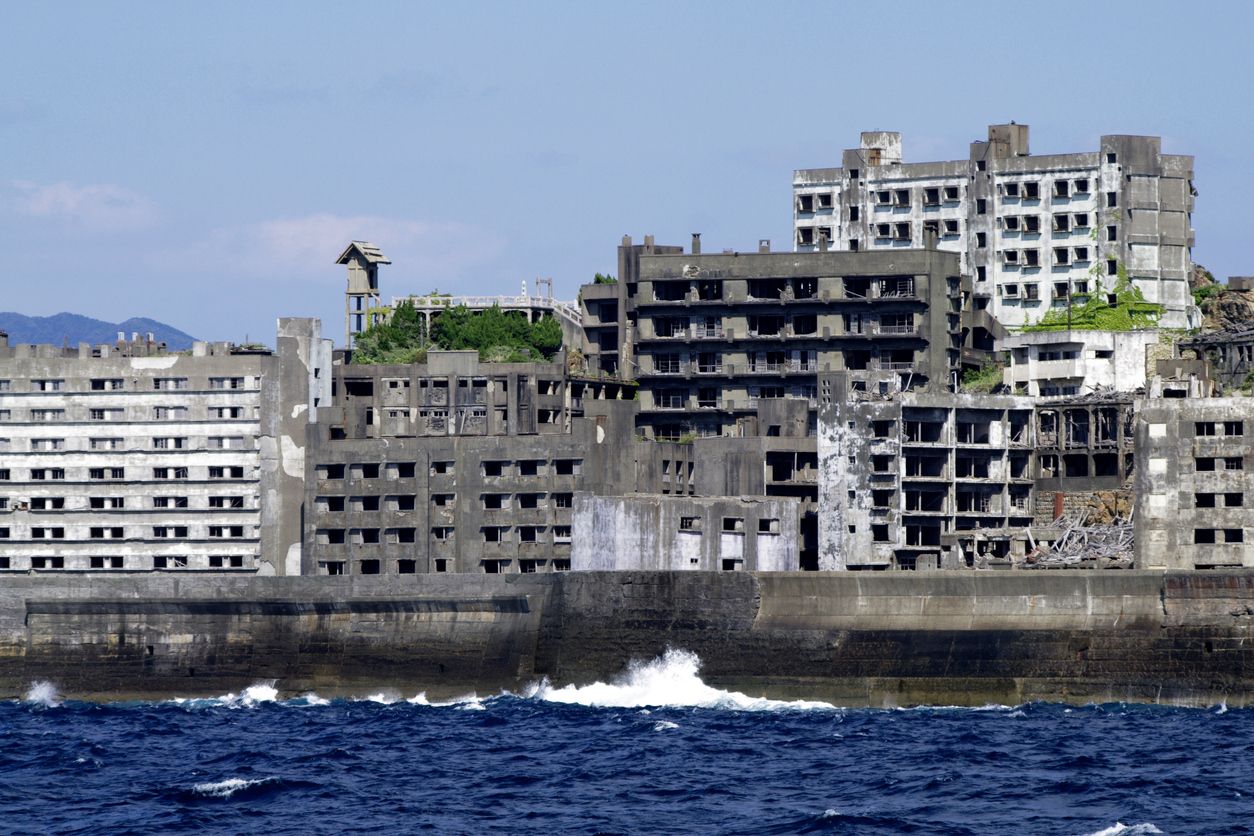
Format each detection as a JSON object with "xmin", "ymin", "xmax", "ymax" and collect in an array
[
  {"xmin": 571, "ymin": 495, "xmax": 800, "ymax": 571},
  {"xmin": 5, "ymin": 571, "xmax": 1254, "ymax": 706}
]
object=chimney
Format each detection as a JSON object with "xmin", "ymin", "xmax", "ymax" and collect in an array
[
  {"xmin": 691, "ymin": 233, "xmax": 701, "ymax": 255},
  {"xmin": 758, "ymin": 239, "xmax": 771, "ymax": 253},
  {"xmin": 644, "ymin": 234, "xmax": 655, "ymax": 253},
  {"xmin": 116, "ymin": 331, "xmax": 125, "ymax": 344}
]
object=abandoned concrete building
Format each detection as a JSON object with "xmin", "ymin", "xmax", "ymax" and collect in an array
[
  {"xmin": 627, "ymin": 238, "xmax": 964, "ymax": 441},
  {"xmin": 1002, "ymin": 330, "xmax": 1162, "ymax": 396},
  {"xmin": 1182, "ymin": 327, "xmax": 1254, "ymax": 393},
  {"xmin": 0, "ymin": 319, "xmax": 329, "ymax": 575},
  {"xmin": 818, "ymin": 384, "xmax": 1038, "ymax": 570},
  {"xmin": 1135, "ymin": 398, "xmax": 1254, "ymax": 569},
  {"xmin": 303, "ymin": 350, "xmax": 640, "ymax": 575},
  {"xmin": 793, "ymin": 123, "xmax": 1197, "ymax": 330}
]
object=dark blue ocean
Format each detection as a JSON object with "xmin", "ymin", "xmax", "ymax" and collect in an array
[{"xmin": 0, "ymin": 650, "xmax": 1248, "ymax": 835}]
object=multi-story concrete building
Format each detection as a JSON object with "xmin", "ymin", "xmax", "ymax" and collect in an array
[
  {"xmin": 1003, "ymin": 329, "xmax": 1162, "ymax": 397},
  {"xmin": 303, "ymin": 351, "xmax": 639, "ymax": 575},
  {"xmin": 0, "ymin": 319, "xmax": 329, "ymax": 575},
  {"xmin": 1136, "ymin": 398, "xmax": 1254, "ymax": 569},
  {"xmin": 819, "ymin": 384, "xmax": 1038, "ymax": 570},
  {"xmin": 580, "ymin": 234, "xmax": 685, "ymax": 379},
  {"xmin": 793, "ymin": 123, "xmax": 1197, "ymax": 330},
  {"xmin": 629, "ymin": 241, "xmax": 964, "ymax": 440}
]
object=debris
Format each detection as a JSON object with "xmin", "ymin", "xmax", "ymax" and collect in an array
[{"xmin": 1020, "ymin": 508, "xmax": 1134, "ymax": 569}]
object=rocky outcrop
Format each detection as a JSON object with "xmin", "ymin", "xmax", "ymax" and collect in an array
[{"xmin": 1192, "ymin": 264, "xmax": 1254, "ymax": 331}]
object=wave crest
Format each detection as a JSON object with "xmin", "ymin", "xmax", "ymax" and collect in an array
[
  {"xmin": 527, "ymin": 647, "xmax": 836, "ymax": 711},
  {"xmin": 24, "ymin": 681, "xmax": 62, "ymax": 708},
  {"xmin": 1081, "ymin": 824, "xmax": 1163, "ymax": 836}
]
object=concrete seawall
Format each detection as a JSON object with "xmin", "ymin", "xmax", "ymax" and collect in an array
[{"xmin": 3, "ymin": 571, "xmax": 1254, "ymax": 706}]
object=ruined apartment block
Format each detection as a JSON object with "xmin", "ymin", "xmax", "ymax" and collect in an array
[
  {"xmin": 589, "ymin": 239, "xmax": 965, "ymax": 570},
  {"xmin": 628, "ymin": 239, "xmax": 963, "ymax": 441},
  {"xmin": 794, "ymin": 123, "xmax": 1197, "ymax": 330},
  {"xmin": 1135, "ymin": 398, "xmax": 1254, "ymax": 569},
  {"xmin": 0, "ymin": 319, "xmax": 328, "ymax": 575},
  {"xmin": 304, "ymin": 351, "xmax": 639, "ymax": 575},
  {"xmin": 571, "ymin": 494, "xmax": 800, "ymax": 571},
  {"xmin": 1002, "ymin": 329, "xmax": 1162, "ymax": 397},
  {"xmin": 819, "ymin": 385, "xmax": 1037, "ymax": 570}
]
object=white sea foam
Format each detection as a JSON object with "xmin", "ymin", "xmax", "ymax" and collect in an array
[
  {"xmin": 358, "ymin": 691, "xmax": 401, "ymax": 705},
  {"xmin": 24, "ymin": 681, "xmax": 62, "ymax": 707},
  {"xmin": 652, "ymin": 720, "xmax": 679, "ymax": 731},
  {"xmin": 527, "ymin": 648, "xmax": 837, "ymax": 711},
  {"xmin": 1080, "ymin": 824, "xmax": 1163, "ymax": 836},
  {"xmin": 171, "ymin": 681, "xmax": 280, "ymax": 709},
  {"xmin": 192, "ymin": 776, "xmax": 277, "ymax": 799},
  {"xmin": 294, "ymin": 693, "xmax": 330, "ymax": 707}
]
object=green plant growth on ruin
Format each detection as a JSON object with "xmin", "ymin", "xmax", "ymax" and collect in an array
[
  {"xmin": 1192, "ymin": 282, "xmax": 1223, "ymax": 306},
  {"xmin": 1023, "ymin": 262, "xmax": 1163, "ymax": 332},
  {"xmin": 960, "ymin": 361, "xmax": 1006, "ymax": 394},
  {"xmin": 351, "ymin": 300, "xmax": 564, "ymax": 364},
  {"xmin": 593, "ymin": 273, "xmax": 617, "ymax": 285}
]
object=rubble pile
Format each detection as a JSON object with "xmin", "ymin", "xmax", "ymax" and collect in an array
[{"xmin": 1022, "ymin": 509, "xmax": 1135, "ymax": 569}]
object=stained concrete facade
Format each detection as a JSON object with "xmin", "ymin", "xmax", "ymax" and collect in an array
[
  {"xmin": 1135, "ymin": 398, "xmax": 1254, "ymax": 569},
  {"xmin": 0, "ymin": 319, "xmax": 330, "ymax": 575},
  {"xmin": 819, "ymin": 385, "xmax": 1037, "ymax": 570},
  {"xmin": 571, "ymin": 494, "xmax": 800, "ymax": 571},
  {"xmin": 303, "ymin": 352, "xmax": 640, "ymax": 575},
  {"xmin": 794, "ymin": 123, "xmax": 1197, "ymax": 329},
  {"xmin": 1003, "ymin": 330, "xmax": 1162, "ymax": 397},
  {"xmin": 629, "ymin": 244, "xmax": 964, "ymax": 440}
]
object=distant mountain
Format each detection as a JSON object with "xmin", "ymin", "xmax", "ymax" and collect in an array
[{"xmin": 0, "ymin": 312, "xmax": 198, "ymax": 350}]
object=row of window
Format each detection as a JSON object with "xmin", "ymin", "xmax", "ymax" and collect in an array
[
  {"xmin": 0, "ymin": 554, "xmax": 249, "ymax": 570},
  {"xmin": 1, "ymin": 495, "xmax": 246, "ymax": 511},
  {"xmin": 0, "ymin": 466, "xmax": 249, "ymax": 481},
  {"xmin": 1196, "ymin": 421, "xmax": 1245, "ymax": 437},
  {"xmin": 6, "ymin": 406, "xmax": 252, "ymax": 423},
  {"xmin": 3, "ymin": 377, "xmax": 250, "ymax": 393},
  {"xmin": 316, "ymin": 525, "xmax": 573, "ymax": 544},
  {"xmin": 316, "ymin": 557, "xmax": 571, "ymax": 575},
  {"xmin": 797, "ymin": 172, "xmax": 1109, "ymax": 216},
  {"xmin": 0, "ymin": 436, "xmax": 250, "ymax": 451},
  {"xmin": 1193, "ymin": 529, "xmax": 1245, "ymax": 544},
  {"xmin": 0, "ymin": 525, "xmax": 251, "ymax": 539},
  {"xmin": 678, "ymin": 515, "xmax": 781, "ymax": 534},
  {"xmin": 313, "ymin": 493, "xmax": 575, "ymax": 511},
  {"xmin": 315, "ymin": 459, "xmax": 584, "ymax": 481}
]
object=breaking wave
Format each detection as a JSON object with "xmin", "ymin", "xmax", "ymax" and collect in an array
[
  {"xmin": 190, "ymin": 776, "xmax": 281, "ymax": 799},
  {"xmin": 24, "ymin": 681, "xmax": 61, "ymax": 708},
  {"xmin": 1080, "ymin": 824, "xmax": 1163, "ymax": 836},
  {"xmin": 168, "ymin": 681, "xmax": 279, "ymax": 709},
  {"xmin": 525, "ymin": 647, "xmax": 837, "ymax": 711}
]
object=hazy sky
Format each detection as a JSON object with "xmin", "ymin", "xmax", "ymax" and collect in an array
[{"xmin": 3, "ymin": 1, "xmax": 1250, "ymax": 346}]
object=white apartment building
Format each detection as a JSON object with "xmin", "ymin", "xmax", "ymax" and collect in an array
[
  {"xmin": 1002, "ymin": 329, "xmax": 1162, "ymax": 397},
  {"xmin": 794, "ymin": 123, "xmax": 1197, "ymax": 330},
  {"xmin": 0, "ymin": 319, "xmax": 329, "ymax": 574}
]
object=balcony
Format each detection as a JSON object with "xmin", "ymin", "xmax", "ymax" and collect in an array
[{"xmin": 692, "ymin": 325, "xmax": 725, "ymax": 340}]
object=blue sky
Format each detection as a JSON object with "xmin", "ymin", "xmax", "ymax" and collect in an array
[{"xmin": 3, "ymin": 1, "xmax": 1250, "ymax": 345}]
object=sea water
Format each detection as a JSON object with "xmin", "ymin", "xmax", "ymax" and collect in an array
[{"xmin": 0, "ymin": 649, "xmax": 1247, "ymax": 835}]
